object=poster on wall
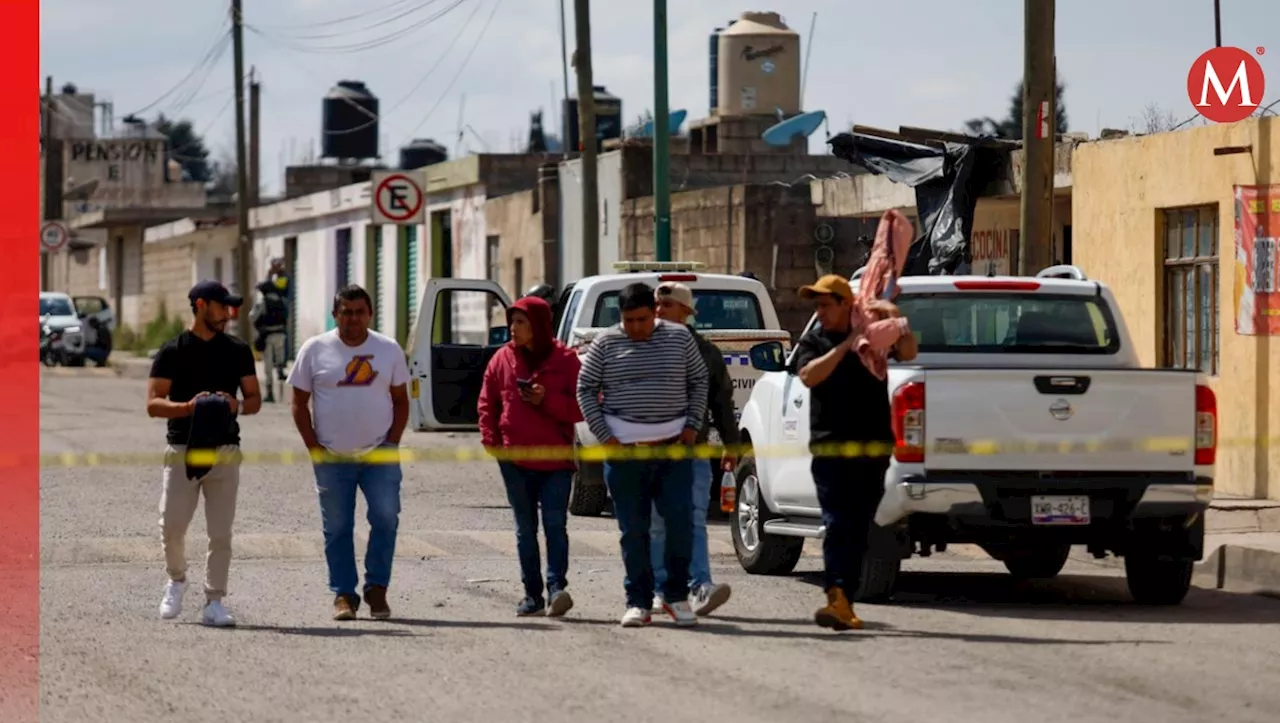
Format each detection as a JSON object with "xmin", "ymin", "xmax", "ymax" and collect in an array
[{"xmin": 1233, "ymin": 185, "xmax": 1280, "ymax": 336}]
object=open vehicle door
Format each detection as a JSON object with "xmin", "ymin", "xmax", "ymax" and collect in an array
[
  {"xmin": 408, "ymin": 278, "xmax": 512, "ymax": 431},
  {"xmin": 72, "ymin": 296, "xmax": 114, "ymax": 330}
]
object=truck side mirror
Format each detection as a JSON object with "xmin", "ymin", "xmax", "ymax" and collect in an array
[
  {"xmin": 488, "ymin": 326, "xmax": 510, "ymax": 346},
  {"xmin": 748, "ymin": 341, "xmax": 786, "ymax": 372}
]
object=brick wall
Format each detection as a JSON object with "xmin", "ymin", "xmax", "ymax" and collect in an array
[
  {"xmin": 136, "ymin": 239, "xmax": 195, "ymax": 328},
  {"xmin": 617, "ymin": 144, "xmax": 855, "ymax": 199},
  {"xmin": 620, "ymin": 182, "xmax": 827, "ymax": 337},
  {"xmin": 483, "ymin": 190, "xmax": 543, "ymax": 301}
]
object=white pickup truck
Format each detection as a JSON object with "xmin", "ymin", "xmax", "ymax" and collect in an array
[
  {"xmin": 732, "ymin": 265, "xmax": 1217, "ymax": 606},
  {"xmin": 405, "ymin": 262, "xmax": 790, "ymax": 516}
]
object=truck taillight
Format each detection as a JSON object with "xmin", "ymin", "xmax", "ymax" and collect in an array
[
  {"xmin": 1195, "ymin": 384, "xmax": 1217, "ymax": 465},
  {"xmin": 892, "ymin": 381, "xmax": 925, "ymax": 463}
]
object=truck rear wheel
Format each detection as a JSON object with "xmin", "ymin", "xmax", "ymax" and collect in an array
[
  {"xmin": 1125, "ymin": 555, "xmax": 1194, "ymax": 605},
  {"xmin": 731, "ymin": 453, "xmax": 803, "ymax": 576},
  {"xmin": 568, "ymin": 463, "xmax": 608, "ymax": 517}
]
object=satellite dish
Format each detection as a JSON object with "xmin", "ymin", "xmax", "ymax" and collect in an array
[
  {"xmin": 638, "ymin": 109, "xmax": 688, "ymax": 138},
  {"xmin": 762, "ymin": 110, "xmax": 827, "ymax": 147}
]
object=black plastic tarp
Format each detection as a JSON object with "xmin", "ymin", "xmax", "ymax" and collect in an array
[{"xmin": 828, "ymin": 132, "xmax": 1002, "ymax": 276}]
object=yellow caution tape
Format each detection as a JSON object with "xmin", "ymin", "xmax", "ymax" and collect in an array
[{"xmin": 30, "ymin": 435, "xmax": 1280, "ymax": 468}]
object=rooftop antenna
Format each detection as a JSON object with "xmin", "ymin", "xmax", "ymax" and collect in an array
[
  {"xmin": 454, "ymin": 94, "xmax": 466, "ymax": 156},
  {"xmin": 801, "ymin": 11, "xmax": 817, "ymax": 107}
]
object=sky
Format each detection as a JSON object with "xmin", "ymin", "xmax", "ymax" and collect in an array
[{"xmin": 39, "ymin": 0, "xmax": 1280, "ymax": 197}]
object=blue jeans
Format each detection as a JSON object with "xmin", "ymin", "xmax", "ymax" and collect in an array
[
  {"xmin": 497, "ymin": 463, "xmax": 572, "ymax": 601},
  {"xmin": 604, "ymin": 457, "xmax": 694, "ymax": 609},
  {"xmin": 313, "ymin": 453, "xmax": 403, "ymax": 597},
  {"xmin": 651, "ymin": 458, "xmax": 713, "ymax": 593}
]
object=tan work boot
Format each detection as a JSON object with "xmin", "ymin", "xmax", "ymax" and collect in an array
[
  {"xmin": 333, "ymin": 593, "xmax": 360, "ymax": 621},
  {"xmin": 364, "ymin": 585, "xmax": 391, "ymax": 620},
  {"xmin": 814, "ymin": 587, "xmax": 863, "ymax": 631}
]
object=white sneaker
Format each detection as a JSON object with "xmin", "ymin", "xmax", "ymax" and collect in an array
[
  {"xmin": 620, "ymin": 607, "xmax": 652, "ymax": 628},
  {"xmin": 651, "ymin": 593, "xmax": 666, "ymax": 614},
  {"xmin": 692, "ymin": 582, "xmax": 732, "ymax": 617},
  {"xmin": 201, "ymin": 600, "xmax": 237, "ymax": 628},
  {"xmin": 159, "ymin": 580, "xmax": 185, "ymax": 619},
  {"xmin": 662, "ymin": 599, "xmax": 698, "ymax": 627}
]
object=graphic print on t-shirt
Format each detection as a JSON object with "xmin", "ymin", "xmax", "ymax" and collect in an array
[{"xmin": 338, "ymin": 354, "xmax": 379, "ymax": 387}]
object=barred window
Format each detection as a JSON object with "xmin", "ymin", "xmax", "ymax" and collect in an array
[{"xmin": 1162, "ymin": 206, "xmax": 1219, "ymax": 375}]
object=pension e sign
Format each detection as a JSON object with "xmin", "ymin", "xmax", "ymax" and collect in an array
[{"xmin": 1187, "ymin": 46, "xmax": 1266, "ymax": 124}]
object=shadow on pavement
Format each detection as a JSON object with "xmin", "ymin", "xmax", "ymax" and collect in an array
[
  {"xmin": 554, "ymin": 613, "xmax": 1143, "ymax": 645},
  {"xmin": 783, "ymin": 569, "xmax": 1280, "ymax": 625},
  {"xmin": 183, "ymin": 623, "xmax": 419, "ymax": 638},
  {"xmin": 204, "ymin": 617, "xmax": 551, "ymax": 636}
]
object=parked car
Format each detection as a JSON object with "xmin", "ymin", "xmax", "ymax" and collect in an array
[
  {"xmin": 39, "ymin": 292, "xmax": 115, "ymax": 367},
  {"xmin": 404, "ymin": 262, "xmax": 791, "ymax": 517},
  {"xmin": 731, "ymin": 265, "xmax": 1216, "ymax": 606}
]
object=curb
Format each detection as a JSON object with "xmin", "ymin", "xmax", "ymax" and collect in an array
[
  {"xmin": 1193, "ymin": 543, "xmax": 1280, "ymax": 595},
  {"xmin": 1075, "ymin": 539, "xmax": 1280, "ymax": 595}
]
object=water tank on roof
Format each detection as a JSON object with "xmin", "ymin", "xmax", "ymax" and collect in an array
[
  {"xmin": 717, "ymin": 12, "xmax": 801, "ymax": 116},
  {"xmin": 322, "ymin": 80, "xmax": 379, "ymax": 161},
  {"xmin": 562, "ymin": 85, "xmax": 622, "ymax": 152},
  {"xmin": 399, "ymin": 138, "xmax": 447, "ymax": 170}
]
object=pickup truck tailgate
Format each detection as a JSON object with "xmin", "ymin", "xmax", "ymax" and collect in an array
[{"xmin": 923, "ymin": 369, "xmax": 1196, "ymax": 472}]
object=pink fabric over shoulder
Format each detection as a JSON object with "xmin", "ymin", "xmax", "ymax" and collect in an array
[{"xmin": 850, "ymin": 209, "xmax": 914, "ymax": 380}]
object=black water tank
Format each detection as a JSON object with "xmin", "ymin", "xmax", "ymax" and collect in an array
[
  {"xmin": 322, "ymin": 80, "xmax": 379, "ymax": 160},
  {"xmin": 399, "ymin": 138, "xmax": 447, "ymax": 170},
  {"xmin": 562, "ymin": 85, "xmax": 622, "ymax": 153}
]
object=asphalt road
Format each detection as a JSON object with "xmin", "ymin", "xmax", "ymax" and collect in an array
[{"xmin": 37, "ymin": 372, "xmax": 1280, "ymax": 723}]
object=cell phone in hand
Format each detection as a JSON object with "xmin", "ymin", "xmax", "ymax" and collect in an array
[{"xmin": 516, "ymin": 378, "xmax": 533, "ymax": 392}]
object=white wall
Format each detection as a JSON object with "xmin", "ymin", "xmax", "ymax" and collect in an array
[
  {"xmin": 557, "ymin": 152, "xmax": 621, "ymax": 284},
  {"xmin": 424, "ymin": 184, "xmax": 491, "ymax": 343}
]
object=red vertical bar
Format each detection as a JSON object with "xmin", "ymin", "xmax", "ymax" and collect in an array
[{"xmin": 0, "ymin": 1, "xmax": 41, "ymax": 719}]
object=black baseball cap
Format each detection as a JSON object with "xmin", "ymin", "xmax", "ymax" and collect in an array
[{"xmin": 189, "ymin": 280, "xmax": 244, "ymax": 308}]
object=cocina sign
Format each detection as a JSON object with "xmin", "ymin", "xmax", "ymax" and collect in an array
[{"xmin": 370, "ymin": 171, "xmax": 425, "ymax": 225}]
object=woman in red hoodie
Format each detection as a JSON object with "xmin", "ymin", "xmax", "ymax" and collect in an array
[{"xmin": 478, "ymin": 295, "xmax": 583, "ymax": 617}]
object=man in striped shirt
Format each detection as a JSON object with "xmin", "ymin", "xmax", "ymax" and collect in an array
[{"xmin": 576, "ymin": 282, "xmax": 709, "ymax": 628}]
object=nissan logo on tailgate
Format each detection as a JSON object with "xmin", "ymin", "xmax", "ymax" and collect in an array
[{"xmin": 1049, "ymin": 399, "xmax": 1073, "ymax": 421}]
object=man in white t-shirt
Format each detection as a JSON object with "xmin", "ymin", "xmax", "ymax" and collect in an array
[{"xmin": 286, "ymin": 284, "xmax": 410, "ymax": 622}]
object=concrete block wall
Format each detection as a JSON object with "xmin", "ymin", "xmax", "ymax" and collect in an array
[
  {"xmin": 137, "ymin": 239, "xmax": 196, "ymax": 328},
  {"xmin": 483, "ymin": 189, "xmax": 544, "ymax": 301},
  {"xmin": 620, "ymin": 182, "xmax": 822, "ymax": 338}
]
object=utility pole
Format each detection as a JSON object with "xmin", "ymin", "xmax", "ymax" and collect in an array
[
  {"xmin": 1214, "ymin": 0, "xmax": 1222, "ymax": 46},
  {"xmin": 1017, "ymin": 0, "xmax": 1056, "ymax": 275},
  {"xmin": 231, "ymin": 0, "xmax": 254, "ymax": 345},
  {"xmin": 558, "ymin": 0, "xmax": 571, "ymax": 160},
  {"xmin": 572, "ymin": 0, "xmax": 598, "ymax": 276},
  {"xmin": 41, "ymin": 76, "xmax": 60, "ymax": 292},
  {"xmin": 249, "ymin": 67, "xmax": 260, "ymax": 208},
  {"xmin": 653, "ymin": 0, "xmax": 671, "ymax": 262}
]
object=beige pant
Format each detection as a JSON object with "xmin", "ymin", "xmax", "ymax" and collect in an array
[{"xmin": 159, "ymin": 444, "xmax": 240, "ymax": 600}]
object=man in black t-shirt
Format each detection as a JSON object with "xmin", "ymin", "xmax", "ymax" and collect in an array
[
  {"xmin": 792, "ymin": 274, "xmax": 915, "ymax": 632},
  {"xmin": 146, "ymin": 280, "xmax": 261, "ymax": 627}
]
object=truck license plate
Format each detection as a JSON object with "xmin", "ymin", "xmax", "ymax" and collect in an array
[{"xmin": 1031, "ymin": 495, "xmax": 1090, "ymax": 525}]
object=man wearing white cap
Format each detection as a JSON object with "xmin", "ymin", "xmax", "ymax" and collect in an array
[{"xmin": 651, "ymin": 281, "xmax": 738, "ymax": 616}]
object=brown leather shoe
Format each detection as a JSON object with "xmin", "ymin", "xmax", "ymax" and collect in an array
[
  {"xmin": 814, "ymin": 586, "xmax": 863, "ymax": 631},
  {"xmin": 333, "ymin": 594, "xmax": 360, "ymax": 621},
  {"xmin": 365, "ymin": 585, "xmax": 391, "ymax": 620}
]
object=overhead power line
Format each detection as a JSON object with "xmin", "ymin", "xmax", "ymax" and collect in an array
[
  {"xmin": 123, "ymin": 22, "xmax": 232, "ymax": 118},
  {"xmin": 251, "ymin": 0, "xmax": 418, "ymax": 31},
  {"xmin": 269, "ymin": 0, "xmax": 453, "ymax": 41},
  {"xmin": 245, "ymin": 0, "xmax": 471, "ymax": 55},
  {"xmin": 401, "ymin": 0, "xmax": 503, "ymax": 143},
  {"xmin": 324, "ymin": 0, "xmax": 486, "ymax": 136}
]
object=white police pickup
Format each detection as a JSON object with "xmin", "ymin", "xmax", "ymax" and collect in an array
[
  {"xmin": 731, "ymin": 265, "xmax": 1217, "ymax": 606},
  {"xmin": 404, "ymin": 262, "xmax": 790, "ymax": 517}
]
